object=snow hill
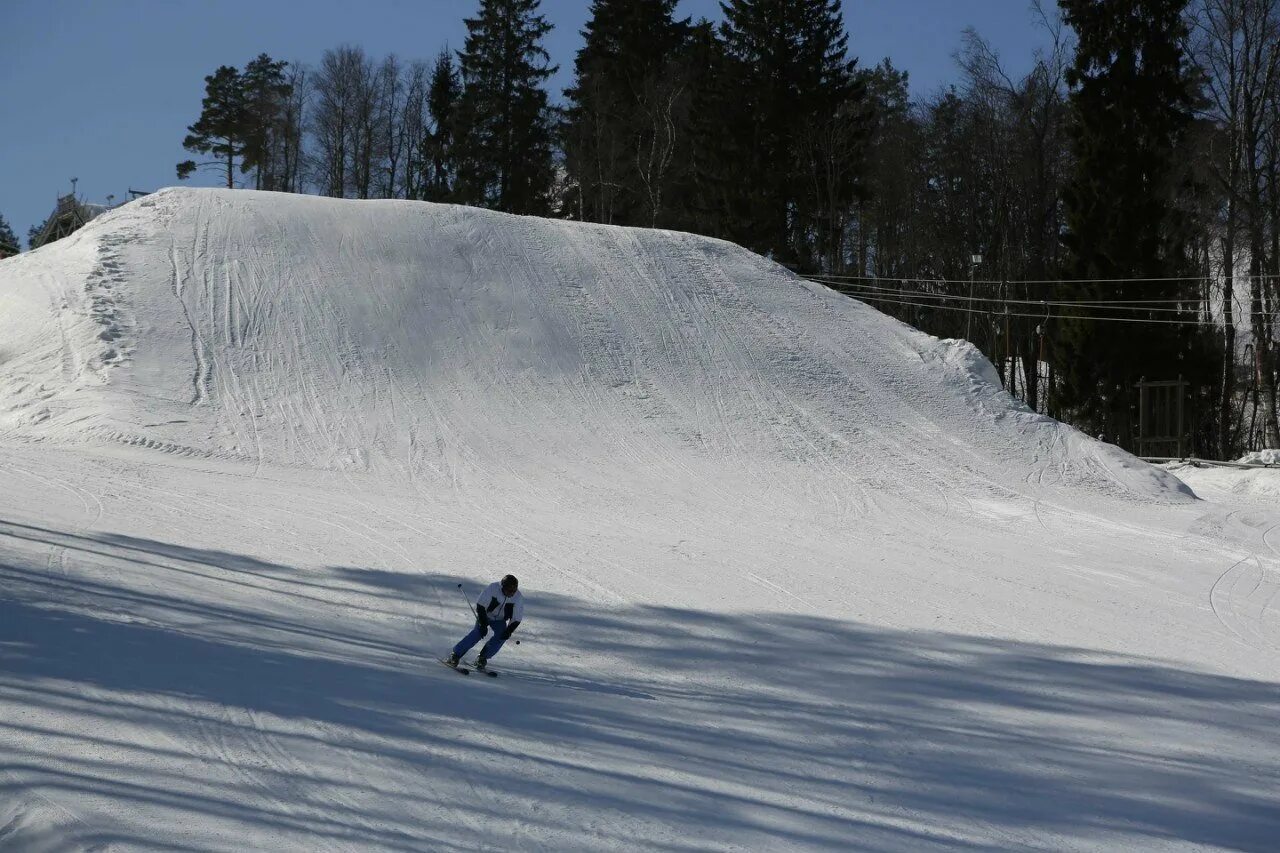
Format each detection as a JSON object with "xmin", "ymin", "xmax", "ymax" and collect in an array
[{"xmin": 1, "ymin": 188, "xmax": 1277, "ymax": 851}]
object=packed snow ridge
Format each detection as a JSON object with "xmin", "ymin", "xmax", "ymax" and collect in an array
[
  {"xmin": 0, "ymin": 187, "xmax": 1187, "ymax": 501},
  {"xmin": 1, "ymin": 188, "xmax": 1277, "ymax": 852}
]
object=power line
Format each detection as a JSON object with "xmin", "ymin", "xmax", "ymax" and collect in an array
[
  {"xmin": 809, "ymin": 278, "xmax": 1212, "ymax": 312},
  {"xmin": 836, "ymin": 291, "xmax": 1243, "ymax": 326},
  {"xmin": 808, "ymin": 277, "xmax": 1276, "ymax": 318},
  {"xmin": 813, "ymin": 271, "xmax": 1280, "ymax": 286}
]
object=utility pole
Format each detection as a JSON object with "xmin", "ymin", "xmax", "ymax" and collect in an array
[
  {"xmin": 1036, "ymin": 301, "xmax": 1050, "ymax": 412},
  {"xmin": 1000, "ymin": 275, "xmax": 1010, "ymax": 391},
  {"xmin": 965, "ymin": 254, "xmax": 982, "ymax": 341}
]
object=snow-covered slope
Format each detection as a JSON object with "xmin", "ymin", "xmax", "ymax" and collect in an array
[
  {"xmin": 1, "ymin": 189, "xmax": 1276, "ymax": 852},
  {"xmin": 1, "ymin": 188, "xmax": 1191, "ymax": 501}
]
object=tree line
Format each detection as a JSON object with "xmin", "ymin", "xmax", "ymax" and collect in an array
[
  {"xmin": 0, "ymin": 216, "xmax": 18, "ymax": 257},
  {"xmin": 158, "ymin": 0, "xmax": 1280, "ymax": 457}
]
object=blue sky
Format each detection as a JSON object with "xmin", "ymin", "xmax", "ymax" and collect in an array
[{"xmin": 1, "ymin": 1, "xmax": 1052, "ymax": 243}]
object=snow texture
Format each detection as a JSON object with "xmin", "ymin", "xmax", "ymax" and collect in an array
[
  {"xmin": 1, "ymin": 188, "xmax": 1277, "ymax": 852},
  {"xmin": 1167, "ymin": 460, "xmax": 1280, "ymax": 505},
  {"xmin": 1239, "ymin": 449, "xmax": 1280, "ymax": 466}
]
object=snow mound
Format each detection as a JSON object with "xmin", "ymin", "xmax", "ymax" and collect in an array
[
  {"xmin": 0, "ymin": 187, "xmax": 1189, "ymax": 505},
  {"xmin": 1239, "ymin": 449, "xmax": 1280, "ymax": 466},
  {"xmin": 1166, "ymin": 459, "xmax": 1280, "ymax": 504}
]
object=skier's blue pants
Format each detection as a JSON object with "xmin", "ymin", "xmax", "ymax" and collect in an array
[{"xmin": 452, "ymin": 623, "xmax": 510, "ymax": 661}]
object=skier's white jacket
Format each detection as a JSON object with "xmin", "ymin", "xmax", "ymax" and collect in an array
[{"xmin": 478, "ymin": 582, "xmax": 524, "ymax": 626}]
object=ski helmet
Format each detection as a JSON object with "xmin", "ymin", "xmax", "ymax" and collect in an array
[{"xmin": 501, "ymin": 574, "xmax": 519, "ymax": 593}]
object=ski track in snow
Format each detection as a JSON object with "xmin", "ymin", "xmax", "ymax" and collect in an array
[{"xmin": 1, "ymin": 188, "xmax": 1278, "ymax": 851}]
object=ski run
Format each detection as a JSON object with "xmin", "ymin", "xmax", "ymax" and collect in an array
[{"xmin": 1, "ymin": 188, "xmax": 1277, "ymax": 851}]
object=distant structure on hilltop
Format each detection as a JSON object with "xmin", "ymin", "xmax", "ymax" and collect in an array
[{"xmin": 30, "ymin": 181, "xmax": 150, "ymax": 250}]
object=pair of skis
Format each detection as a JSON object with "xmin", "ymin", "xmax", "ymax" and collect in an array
[{"xmin": 439, "ymin": 658, "xmax": 499, "ymax": 678}]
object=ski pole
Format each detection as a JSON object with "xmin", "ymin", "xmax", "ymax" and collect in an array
[{"xmin": 457, "ymin": 583, "xmax": 475, "ymax": 616}]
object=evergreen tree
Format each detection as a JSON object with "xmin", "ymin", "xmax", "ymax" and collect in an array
[
  {"xmin": 240, "ymin": 54, "xmax": 293, "ymax": 191},
  {"xmin": 664, "ymin": 19, "xmax": 748, "ymax": 240},
  {"xmin": 454, "ymin": 0, "xmax": 558, "ymax": 215},
  {"xmin": 562, "ymin": 0, "xmax": 689, "ymax": 226},
  {"xmin": 177, "ymin": 65, "xmax": 250, "ymax": 188},
  {"xmin": 720, "ymin": 0, "xmax": 866, "ymax": 267},
  {"xmin": 855, "ymin": 60, "xmax": 918, "ymax": 278},
  {"xmin": 27, "ymin": 216, "xmax": 49, "ymax": 251},
  {"xmin": 1056, "ymin": 0, "xmax": 1210, "ymax": 447},
  {"xmin": 0, "ymin": 214, "xmax": 19, "ymax": 256},
  {"xmin": 423, "ymin": 48, "xmax": 461, "ymax": 202}
]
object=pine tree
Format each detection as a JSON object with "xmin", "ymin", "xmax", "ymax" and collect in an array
[
  {"xmin": 562, "ymin": 0, "xmax": 689, "ymax": 226},
  {"xmin": 240, "ymin": 54, "xmax": 293, "ymax": 191},
  {"xmin": 0, "ymin": 214, "xmax": 19, "ymax": 257},
  {"xmin": 27, "ymin": 216, "xmax": 49, "ymax": 251},
  {"xmin": 177, "ymin": 65, "xmax": 250, "ymax": 188},
  {"xmin": 1055, "ymin": 0, "xmax": 1210, "ymax": 447},
  {"xmin": 855, "ymin": 60, "xmax": 916, "ymax": 278},
  {"xmin": 423, "ymin": 49, "xmax": 461, "ymax": 202},
  {"xmin": 664, "ymin": 19, "xmax": 747, "ymax": 240},
  {"xmin": 720, "ymin": 0, "xmax": 865, "ymax": 267},
  {"xmin": 454, "ymin": 0, "xmax": 558, "ymax": 215}
]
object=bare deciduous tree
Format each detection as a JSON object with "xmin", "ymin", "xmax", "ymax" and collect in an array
[
  {"xmin": 634, "ymin": 64, "xmax": 685, "ymax": 227},
  {"xmin": 1194, "ymin": 0, "xmax": 1280, "ymax": 450},
  {"xmin": 312, "ymin": 47, "xmax": 362, "ymax": 197}
]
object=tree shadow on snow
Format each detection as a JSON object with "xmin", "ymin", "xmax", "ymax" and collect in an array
[{"xmin": 1, "ymin": 518, "xmax": 1278, "ymax": 851}]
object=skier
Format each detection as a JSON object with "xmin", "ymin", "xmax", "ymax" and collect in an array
[{"xmin": 446, "ymin": 574, "xmax": 523, "ymax": 671}]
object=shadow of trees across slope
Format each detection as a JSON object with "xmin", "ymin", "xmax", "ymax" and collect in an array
[{"xmin": 1, "ymin": 519, "xmax": 1278, "ymax": 851}]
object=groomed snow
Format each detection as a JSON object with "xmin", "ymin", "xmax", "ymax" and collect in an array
[{"xmin": 1, "ymin": 189, "xmax": 1277, "ymax": 851}]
